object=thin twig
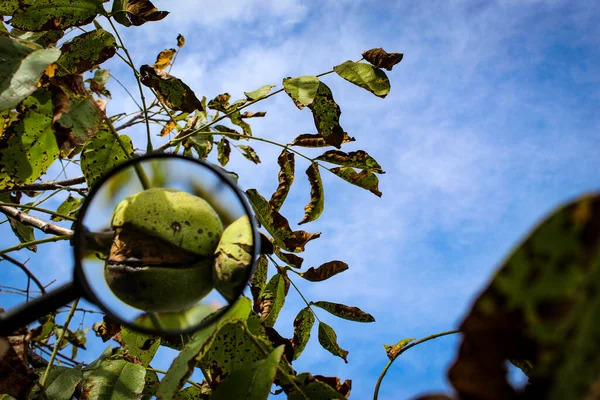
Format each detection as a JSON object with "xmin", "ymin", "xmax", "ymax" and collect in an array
[
  {"xmin": 0, "ymin": 254, "xmax": 46, "ymax": 294},
  {"xmin": 0, "ymin": 235, "xmax": 72, "ymax": 257},
  {"xmin": 0, "ymin": 202, "xmax": 76, "ymax": 222},
  {"xmin": 0, "ymin": 205, "xmax": 74, "ymax": 236},
  {"xmin": 0, "ymin": 176, "xmax": 86, "ymax": 193}
]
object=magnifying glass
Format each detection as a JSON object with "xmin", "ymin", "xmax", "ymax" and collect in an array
[{"xmin": 0, "ymin": 153, "xmax": 261, "ymax": 336}]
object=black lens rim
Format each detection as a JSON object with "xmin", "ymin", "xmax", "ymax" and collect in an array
[{"xmin": 72, "ymin": 153, "xmax": 260, "ymax": 335}]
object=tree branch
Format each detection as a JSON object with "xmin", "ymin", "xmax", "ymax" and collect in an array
[
  {"xmin": 0, "ymin": 205, "xmax": 74, "ymax": 236},
  {"xmin": 0, "ymin": 176, "xmax": 86, "ymax": 193},
  {"xmin": 0, "ymin": 254, "xmax": 46, "ymax": 294}
]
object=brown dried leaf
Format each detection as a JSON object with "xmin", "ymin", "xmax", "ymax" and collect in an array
[
  {"xmin": 0, "ymin": 328, "xmax": 35, "ymax": 399},
  {"xmin": 290, "ymin": 132, "xmax": 355, "ymax": 148},
  {"xmin": 299, "ymin": 162, "xmax": 324, "ymax": 225},
  {"xmin": 313, "ymin": 375, "xmax": 352, "ymax": 398},
  {"xmin": 241, "ymin": 111, "xmax": 266, "ymax": 118},
  {"xmin": 269, "ymin": 150, "xmax": 295, "ymax": 212},
  {"xmin": 316, "ymin": 149, "xmax": 384, "ymax": 174},
  {"xmin": 93, "ymin": 316, "xmax": 121, "ymax": 342},
  {"xmin": 362, "ymin": 48, "xmax": 404, "ymax": 71},
  {"xmin": 300, "ymin": 261, "xmax": 348, "ymax": 282},
  {"xmin": 140, "ymin": 64, "xmax": 204, "ymax": 113},
  {"xmin": 160, "ymin": 120, "xmax": 177, "ymax": 137},
  {"xmin": 274, "ymin": 246, "xmax": 303, "ymax": 268},
  {"xmin": 152, "ymin": 48, "xmax": 176, "ymax": 70},
  {"xmin": 311, "ymin": 301, "xmax": 375, "ymax": 323},
  {"xmin": 331, "ymin": 167, "xmax": 382, "ymax": 197},
  {"xmin": 176, "ymin": 34, "xmax": 185, "ymax": 48},
  {"xmin": 113, "ymin": 0, "xmax": 169, "ymax": 27}
]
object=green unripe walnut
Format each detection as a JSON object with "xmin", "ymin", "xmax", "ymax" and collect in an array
[{"xmin": 105, "ymin": 188, "xmax": 224, "ymax": 312}]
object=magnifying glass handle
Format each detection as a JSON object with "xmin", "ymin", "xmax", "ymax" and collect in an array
[{"xmin": 0, "ymin": 282, "xmax": 81, "ymax": 336}]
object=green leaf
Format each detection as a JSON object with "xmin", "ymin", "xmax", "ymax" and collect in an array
[
  {"xmin": 362, "ymin": 47, "xmax": 404, "ymax": 71},
  {"xmin": 30, "ymin": 366, "xmax": 83, "ymax": 400},
  {"xmin": 259, "ymin": 273, "xmax": 286, "ymax": 327},
  {"xmin": 299, "ymin": 162, "xmax": 324, "ymax": 225},
  {"xmin": 290, "ymin": 132, "xmax": 355, "ymax": 148},
  {"xmin": 250, "ymin": 254, "xmax": 268, "ymax": 307},
  {"xmin": 217, "ymin": 137, "xmax": 231, "ymax": 166},
  {"xmin": 316, "ymin": 149, "xmax": 384, "ymax": 174},
  {"xmin": 173, "ymin": 386, "xmax": 210, "ymax": 399},
  {"xmin": 449, "ymin": 194, "xmax": 600, "ymax": 400},
  {"xmin": 311, "ymin": 301, "xmax": 375, "ymax": 323},
  {"xmin": 11, "ymin": 0, "xmax": 103, "ymax": 32},
  {"xmin": 55, "ymin": 96, "xmax": 103, "ymax": 155},
  {"xmin": 308, "ymin": 82, "xmax": 345, "ymax": 149},
  {"xmin": 0, "ymin": 89, "xmax": 59, "ymax": 190},
  {"xmin": 11, "ymin": 28, "xmax": 65, "ymax": 47},
  {"xmin": 274, "ymin": 247, "xmax": 303, "ymax": 269},
  {"xmin": 156, "ymin": 298, "xmax": 251, "ymax": 400},
  {"xmin": 8, "ymin": 214, "xmax": 36, "ymax": 252},
  {"xmin": 0, "ymin": 37, "xmax": 60, "ymax": 112},
  {"xmin": 51, "ymin": 195, "xmax": 82, "ymax": 221},
  {"xmin": 383, "ymin": 338, "xmax": 416, "ymax": 361},
  {"xmin": 80, "ymin": 360, "xmax": 146, "ymax": 400},
  {"xmin": 238, "ymin": 144, "xmax": 260, "ymax": 164},
  {"xmin": 246, "ymin": 189, "xmax": 321, "ymax": 252},
  {"xmin": 140, "ymin": 65, "xmax": 204, "ymax": 113},
  {"xmin": 283, "ymin": 76, "xmax": 320, "ymax": 109},
  {"xmin": 56, "ymin": 29, "xmax": 117, "ymax": 76},
  {"xmin": 141, "ymin": 369, "xmax": 159, "ymax": 400},
  {"xmin": 333, "ymin": 60, "xmax": 390, "ymax": 98},
  {"xmin": 112, "ymin": 0, "xmax": 169, "ymax": 27},
  {"xmin": 244, "ymin": 84, "xmax": 275, "ymax": 101},
  {"xmin": 80, "ymin": 129, "xmax": 133, "ymax": 188},
  {"xmin": 292, "ymin": 307, "xmax": 315, "ymax": 359},
  {"xmin": 0, "ymin": 1, "xmax": 18, "ymax": 16},
  {"xmin": 186, "ymin": 133, "xmax": 213, "ymax": 159},
  {"xmin": 287, "ymin": 373, "xmax": 349, "ymax": 400},
  {"xmin": 299, "ymin": 261, "xmax": 348, "ymax": 282},
  {"xmin": 318, "ymin": 322, "xmax": 348, "ymax": 363},
  {"xmin": 269, "ymin": 149, "xmax": 295, "ymax": 212},
  {"xmin": 88, "ymin": 68, "xmax": 110, "ymax": 93},
  {"xmin": 330, "ymin": 166, "xmax": 382, "ymax": 197},
  {"xmin": 120, "ymin": 327, "xmax": 160, "ymax": 367},
  {"xmin": 211, "ymin": 345, "xmax": 285, "ymax": 400}
]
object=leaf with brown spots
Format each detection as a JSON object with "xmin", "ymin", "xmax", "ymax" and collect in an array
[
  {"xmin": 87, "ymin": 68, "xmax": 110, "ymax": 96},
  {"xmin": 311, "ymin": 301, "xmax": 375, "ymax": 323},
  {"xmin": 333, "ymin": 60, "xmax": 391, "ymax": 98},
  {"xmin": 308, "ymin": 82, "xmax": 345, "ymax": 148},
  {"xmin": 10, "ymin": 0, "xmax": 103, "ymax": 32},
  {"xmin": 299, "ymin": 162, "xmax": 324, "ymax": 225},
  {"xmin": 283, "ymin": 76, "xmax": 320, "ymax": 109},
  {"xmin": 92, "ymin": 316, "xmax": 121, "ymax": 342},
  {"xmin": 217, "ymin": 137, "xmax": 230, "ymax": 166},
  {"xmin": 331, "ymin": 166, "xmax": 382, "ymax": 197},
  {"xmin": 299, "ymin": 261, "xmax": 348, "ymax": 282},
  {"xmin": 383, "ymin": 338, "xmax": 416, "ymax": 361},
  {"xmin": 140, "ymin": 65, "xmax": 204, "ymax": 113},
  {"xmin": 238, "ymin": 144, "xmax": 260, "ymax": 164},
  {"xmin": 274, "ymin": 246, "xmax": 304, "ymax": 268},
  {"xmin": 152, "ymin": 48, "xmax": 177, "ymax": 70},
  {"xmin": 55, "ymin": 29, "xmax": 117, "ymax": 76},
  {"xmin": 259, "ymin": 273, "xmax": 286, "ymax": 328},
  {"xmin": 241, "ymin": 111, "xmax": 267, "ymax": 118},
  {"xmin": 246, "ymin": 189, "xmax": 321, "ymax": 252},
  {"xmin": 290, "ymin": 132, "xmax": 355, "ymax": 148},
  {"xmin": 51, "ymin": 195, "xmax": 82, "ymax": 221},
  {"xmin": 313, "ymin": 375, "xmax": 352, "ymax": 398},
  {"xmin": 285, "ymin": 372, "xmax": 348, "ymax": 399},
  {"xmin": 80, "ymin": 129, "xmax": 133, "ymax": 188},
  {"xmin": 292, "ymin": 307, "xmax": 315, "ymax": 359},
  {"xmin": 54, "ymin": 95, "xmax": 103, "ymax": 157},
  {"xmin": 112, "ymin": 0, "xmax": 169, "ymax": 27},
  {"xmin": 362, "ymin": 48, "xmax": 404, "ymax": 71},
  {"xmin": 269, "ymin": 149, "xmax": 295, "ymax": 212},
  {"xmin": 79, "ymin": 359, "xmax": 146, "ymax": 399},
  {"xmin": 250, "ymin": 255, "xmax": 268, "ymax": 312},
  {"xmin": 318, "ymin": 322, "xmax": 348, "ymax": 363},
  {"xmin": 316, "ymin": 149, "xmax": 384, "ymax": 174},
  {"xmin": 176, "ymin": 34, "xmax": 185, "ymax": 48},
  {"xmin": 435, "ymin": 193, "xmax": 600, "ymax": 400},
  {"xmin": 120, "ymin": 327, "xmax": 160, "ymax": 368},
  {"xmin": 8, "ymin": 213, "xmax": 36, "ymax": 252}
]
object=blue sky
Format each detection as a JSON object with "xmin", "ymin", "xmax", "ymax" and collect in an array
[{"xmin": 1, "ymin": 1, "xmax": 599, "ymax": 399}]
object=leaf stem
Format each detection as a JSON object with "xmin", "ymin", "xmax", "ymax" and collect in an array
[
  {"xmin": 372, "ymin": 329, "xmax": 460, "ymax": 400},
  {"xmin": 0, "ymin": 202, "xmax": 76, "ymax": 221},
  {"xmin": 40, "ymin": 299, "xmax": 79, "ymax": 388},
  {"xmin": 0, "ymin": 235, "xmax": 72, "ymax": 257}
]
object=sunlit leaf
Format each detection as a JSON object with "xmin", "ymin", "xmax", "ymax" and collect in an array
[
  {"xmin": 12, "ymin": 28, "xmax": 65, "ymax": 47},
  {"xmin": 152, "ymin": 48, "xmax": 176, "ymax": 71},
  {"xmin": 112, "ymin": 0, "xmax": 169, "ymax": 27},
  {"xmin": 217, "ymin": 137, "xmax": 231, "ymax": 166},
  {"xmin": 176, "ymin": 34, "xmax": 185, "ymax": 48},
  {"xmin": 55, "ymin": 29, "xmax": 117, "ymax": 76},
  {"xmin": 156, "ymin": 299, "xmax": 251, "ymax": 399},
  {"xmin": 283, "ymin": 76, "xmax": 320, "ymax": 109},
  {"xmin": 316, "ymin": 149, "xmax": 384, "ymax": 173},
  {"xmin": 246, "ymin": 189, "xmax": 321, "ymax": 252},
  {"xmin": 362, "ymin": 47, "xmax": 404, "ymax": 71},
  {"xmin": 11, "ymin": 0, "xmax": 103, "ymax": 31},
  {"xmin": 0, "ymin": 37, "xmax": 61, "ymax": 112},
  {"xmin": 140, "ymin": 64, "xmax": 204, "ymax": 113},
  {"xmin": 292, "ymin": 307, "xmax": 315, "ymax": 359},
  {"xmin": 286, "ymin": 373, "xmax": 349, "ymax": 400},
  {"xmin": 383, "ymin": 338, "xmax": 416, "ymax": 361},
  {"xmin": 290, "ymin": 132, "xmax": 355, "ymax": 148},
  {"xmin": 311, "ymin": 301, "xmax": 375, "ymax": 323},
  {"xmin": 120, "ymin": 327, "xmax": 160, "ymax": 367},
  {"xmin": 274, "ymin": 246, "xmax": 303, "ymax": 269},
  {"xmin": 51, "ymin": 195, "xmax": 82, "ymax": 221},
  {"xmin": 308, "ymin": 82, "xmax": 345, "ymax": 148},
  {"xmin": 0, "ymin": 90, "xmax": 59, "ymax": 190},
  {"xmin": 333, "ymin": 60, "xmax": 390, "ymax": 98},
  {"xmin": 318, "ymin": 322, "xmax": 348, "ymax": 363},
  {"xmin": 159, "ymin": 120, "xmax": 176, "ymax": 136},
  {"xmin": 80, "ymin": 129, "xmax": 133, "ymax": 188},
  {"xmin": 446, "ymin": 194, "xmax": 600, "ymax": 400},
  {"xmin": 299, "ymin": 261, "xmax": 348, "ymax": 282},
  {"xmin": 299, "ymin": 162, "xmax": 324, "ymax": 225},
  {"xmin": 79, "ymin": 360, "xmax": 145, "ymax": 400},
  {"xmin": 259, "ymin": 273, "xmax": 286, "ymax": 328},
  {"xmin": 211, "ymin": 346, "xmax": 285, "ymax": 400},
  {"xmin": 331, "ymin": 166, "xmax": 382, "ymax": 197},
  {"xmin": 269, "ymin": 149, "xmax": 295, "ymax": 212},
  {"xmin": 239, "ymin": 145, "xmax": 260, "ymax": 164},
  {"xmin": 244, "ymin": 84, "xmax": 275, "ymax": 101}
]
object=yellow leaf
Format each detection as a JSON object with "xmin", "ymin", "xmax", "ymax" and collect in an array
[
  {"xmin": 159, "ymin": 120, "xmax": 177, "ymax": 137},
  {"xmin": 152, "ymin": 48, "xmax": 176, "ymax": 71}
]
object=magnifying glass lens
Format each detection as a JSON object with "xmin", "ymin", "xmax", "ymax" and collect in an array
[{"xmin": 75, "ymin": 156, "xmax": 256, "ymax": 334}]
